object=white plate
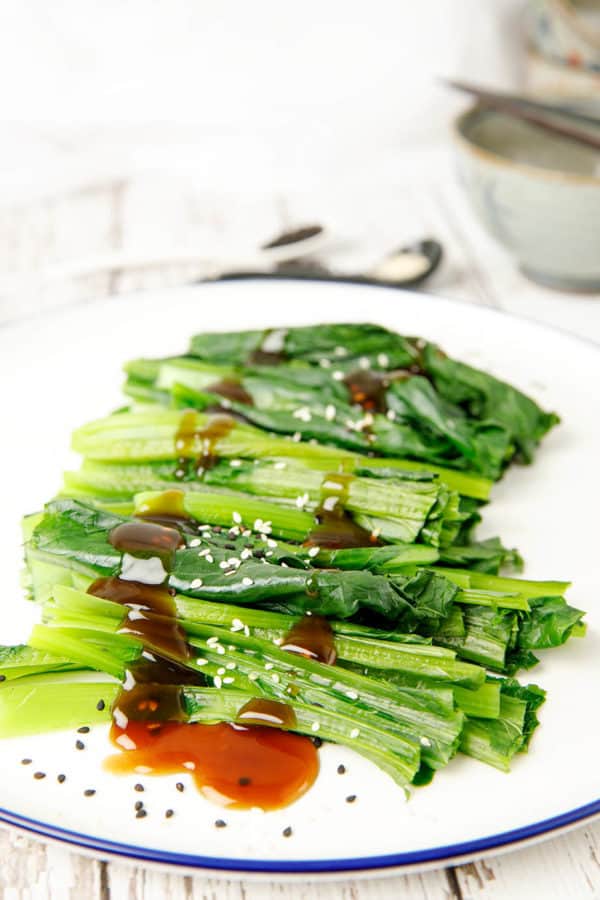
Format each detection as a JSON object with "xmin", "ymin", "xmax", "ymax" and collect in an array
[{"xmin": 1, "ymin": 280, "xmax": 599, "ymax": 878}]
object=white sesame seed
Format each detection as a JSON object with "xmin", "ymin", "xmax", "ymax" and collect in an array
[
  {"xmin": 216, "ymin": 645, "xmax": 226, "ymax": 655},
  {"xmin": 273, "ymin": 637, "xmax": 283, "ymax": 646},
  {"xmin": 230, "ymin": 459, "xmax": 242, "ymax": 468},
  {"xmin": 223, "ymin": 677, "xmax": 235, "ymax": 685},
  {"xmin": 311, "ymin": 721, "xmax": 320, "ymax": 732},
  {"xmin": 198, "ymin": 548, "xmax": 210, "ymax": 557},
  {"xmin": 189, "ymin": 538, "xmax": 201, "ymax": 547},
  {"xmin": 231, "ymin": 618, "xmax": 244, "ymax": 632},
  {"xmin": 350, "ymin": 728, "xmax": 360, "ymax": 739},
  {"xmin": 264, "ymin": 663, "xmax": 274, "ymax": 671},
  {"xmin": 214, "ymin": 676, "xmax": 222, "ymax": 688},
  {"xmin": 226, "ymin": 662, "xmax": 236, "ymax": 670},
  {"xmin": 232, "ymin": 511, "xmax": 242, "ymax": 524},
  {"xmin": 386, "ymin": 409, "xmax": 397, "ymax": 421},
  {"xmin": 243, "ymin": 626, "xmax": 250, "ymax": 636},
  {"xmin": 292, "ymin": 431, "xmax": 302, "ymax": 442},
  {"xmin": 307, "ymin": 546, "xmax": 320, "ymax": 558},
  {"xmin": 227, "ymin": 557, "xmax": 241, "ymax": 568},
  {"xmin": 293, "ymin": 406, "xmax": 312, "ymax": 423},
  {"xmin": 334, "ymin": 346, "xmax": 347, "ymax": 357},
  {"xmin": 359, "ymin": 356, "xmax": 370, "ymax": 370},
  {"xmin": 274, "ymin": 461, "xmax": 287, "ymax": 470},
  {"xmin": 196, "ymin": 658, "xmax": 208, "ymax": 665},
  {"xmin": 346, "ymin": 691, "xmax": 359, "ymax": 700},
  {"xmin": 271, "ymin": 673, "xmax": 280, "ymax": 683},
  {"xmin": 219, "ymin": 561, "xmax": 229, "ymax": 569},
  {"xmin": 377, "ymin": 353, "xmax": 389, "ymax": 367},
  {"xmin": 420, "ymin": 737, "xmax": 432, "ymax": 747},
  {"xmin": 190, "ymin": 578, "xmax": 203, "ymax": 589},
  {"xmin": 295, "ymin": 492, "xmax": 310, "ymax": 509},
  {"xmin": 266, "ymin": 538, "xmax": 277, "ymax": 549},
  {"xmin": 198, "ymin": 525, "xmax": 211, "ymax": 532},
  {"xmin": 332, "ymin": 370, "xmax": 344, "ymax": 381},
  {"xmin": 242, "ymin": 577, "xmax": 254, "ymax": 586},
  {"xmin": 248, "ymin": 672, "xmax": 259, "ymax": 681},
  {"xmin": 206, "ymin": 554, "xmax": 214, "ymax": 563},
  {"xmin": 207, "ymin": 636, "xmax": 219, "ymax": 645},
  {"xmin": 240, "ymin": 548, "xmax": 252, "ymax": 560},
  {"xmin": 320, "ymin": 357, "xmax": 331, "ymax": 368},
  {"xmin": 325, "ymin": 404, "xmax": 336, "ymax": 421},
  {"xmin": 217, "ymin": 667, "xmax": 226, "ymax": 675},
  {"xmin": 265, "ymin": 551, "xmax": 274, "ymax": 558}
]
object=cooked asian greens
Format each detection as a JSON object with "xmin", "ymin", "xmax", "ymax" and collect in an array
[{"xmin": 1, "ymin": 320, "xmax": 581, "ymax": 801}]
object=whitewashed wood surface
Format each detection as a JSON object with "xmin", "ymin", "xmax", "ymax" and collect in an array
[{"xmin": 0, "ymin": 141, "xmax": 599, "ymax": 899}]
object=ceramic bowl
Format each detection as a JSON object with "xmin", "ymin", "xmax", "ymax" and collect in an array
[
  {"xmin": 528, "ymin": 0, "xmax": 600, "ymax": 72},
  {"xmin": 453, "ymin": 104, "xmax": 600, "ymax": 291}
]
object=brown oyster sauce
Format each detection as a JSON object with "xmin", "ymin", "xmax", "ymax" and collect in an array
[
  {"xmin": 174, "ymin": 410, "xmax": 235, "ymax": 479},
  {"xmin": 306, "ymin": 472, "xmax": 380, "ymax": 550},
  {"xmin": 105, "ymin": 719, "xmax": 318, "ymax": 810},
  {"xmin": 281, "ymin": 614, "xmax": 337, "ymax": 666},
  {"xmin": 94, "ymin": 518, "xmax": 319, "ymax": 810}
]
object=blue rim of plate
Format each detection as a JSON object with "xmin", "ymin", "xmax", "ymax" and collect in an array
[{"xmin": 0, "ymin": 799, "xmax": 599, "ymax": 873}]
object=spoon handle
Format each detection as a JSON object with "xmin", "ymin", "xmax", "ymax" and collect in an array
[{"xmin": 211, "ymin": 268, "xmax": 434, "ymax": 291}]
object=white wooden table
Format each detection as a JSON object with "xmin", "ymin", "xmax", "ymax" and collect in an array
[{"xmin": 1, "ymin": 134, "xmax": 599, "ymax": 899}]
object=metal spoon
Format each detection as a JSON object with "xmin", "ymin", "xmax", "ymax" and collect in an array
[{"xmin": 218, "ymin": 237, "xmax": 443, "ymax": 290}]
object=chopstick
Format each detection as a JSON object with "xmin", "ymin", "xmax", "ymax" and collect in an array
[{"xmin": 445, "ymin": 78, "xmax": 600, "ymax": 153}]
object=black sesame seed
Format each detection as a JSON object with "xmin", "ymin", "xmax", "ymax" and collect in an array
[
  {"xmin": 165, "ymin": 809, "xmax": 174, "ymax": 819},
  {"xmin": 238, "ymin": 776, "xmax": 251, "ymax": 786},
  {"xmin": 75, "ymin": 740, "xmax": 85, "ymax": 751},
  {"xmin": 84, "ymin": 789, "xmax": 96, "ymax": 797},
  {"xmin": 253, "ymin": 549, "xmax": 266, "ymax": 559},
  {"xmin": 21, "ymin": 758, "xmax": 32, "ymax": 766},
  {"xmin": 282, "ymin": 826, "xmax": 293, "ymax": 838},
  {"xmin": 96, "ymin": 699, "xmax": 105, "ymax": 711},
  {"xmin": 134, "ymin": 783, "xmax": 145, "ymax": 792},
  {"xmin": 77, "ymin": 726, "xmax": 90, "ymax": 734},
  {"xmin": 214, "ymin": 819, "xmax": 227, "ymax": 828},
  {"xmin": 136, "ymin": 809, "xmax": 147, "ymax": 819},
  {"xmin": 33, "ymin": 772, "xmax": 46, "ymax": 780},
  {"xmin": 345, "ymin": 794, "xmax": 357, "ymax": 803},
  {"xmin": 337, "ymin": 764, "xmax": 346, "ymax": 775},
  {"xmin": 312, "ymin": 737, "xmax": 323, "ymax": 748},
  {"xmin": 175, "ymin": 782, "xmax": 184, "ymax": 793},
  {"xmin": 0, "ymin": 675, "xmax": 6, "ymax": 682},
  {"xmin": 57, "ymin": 774, "xmax": 66, "ymax": 784},
  {"xmin": 134, "ymin": 800, "xmax": 144, "ymax": 811}
]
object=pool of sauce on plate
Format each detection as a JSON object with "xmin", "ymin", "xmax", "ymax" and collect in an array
[
  {"xmin": 280, "ymin": 615, "xmax": 337, "ymax": 666},
  {"xmin": 305, "ymin": 472, "xmax": 380, "ymax": 550},
  {"xmin": 106, "ymin": 718, "xmax": 318, "ymax": 810},
  {"xmin": 98, "ymin": 517, "xmax": 320, "ymax": 809}
]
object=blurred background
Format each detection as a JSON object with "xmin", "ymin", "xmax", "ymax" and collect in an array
[{"xmin": 0, "ymin": 0, "xmax": 598, "ymax": 325}]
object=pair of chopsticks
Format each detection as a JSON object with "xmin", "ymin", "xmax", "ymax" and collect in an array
[{"xmin": 446, "ymin": 79, "xmax": 600, "ymax": 153}]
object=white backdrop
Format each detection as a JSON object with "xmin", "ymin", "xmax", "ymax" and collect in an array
[{"xmin": 0, "ymin": 1, "xmax": 525, "ymax": 193}]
